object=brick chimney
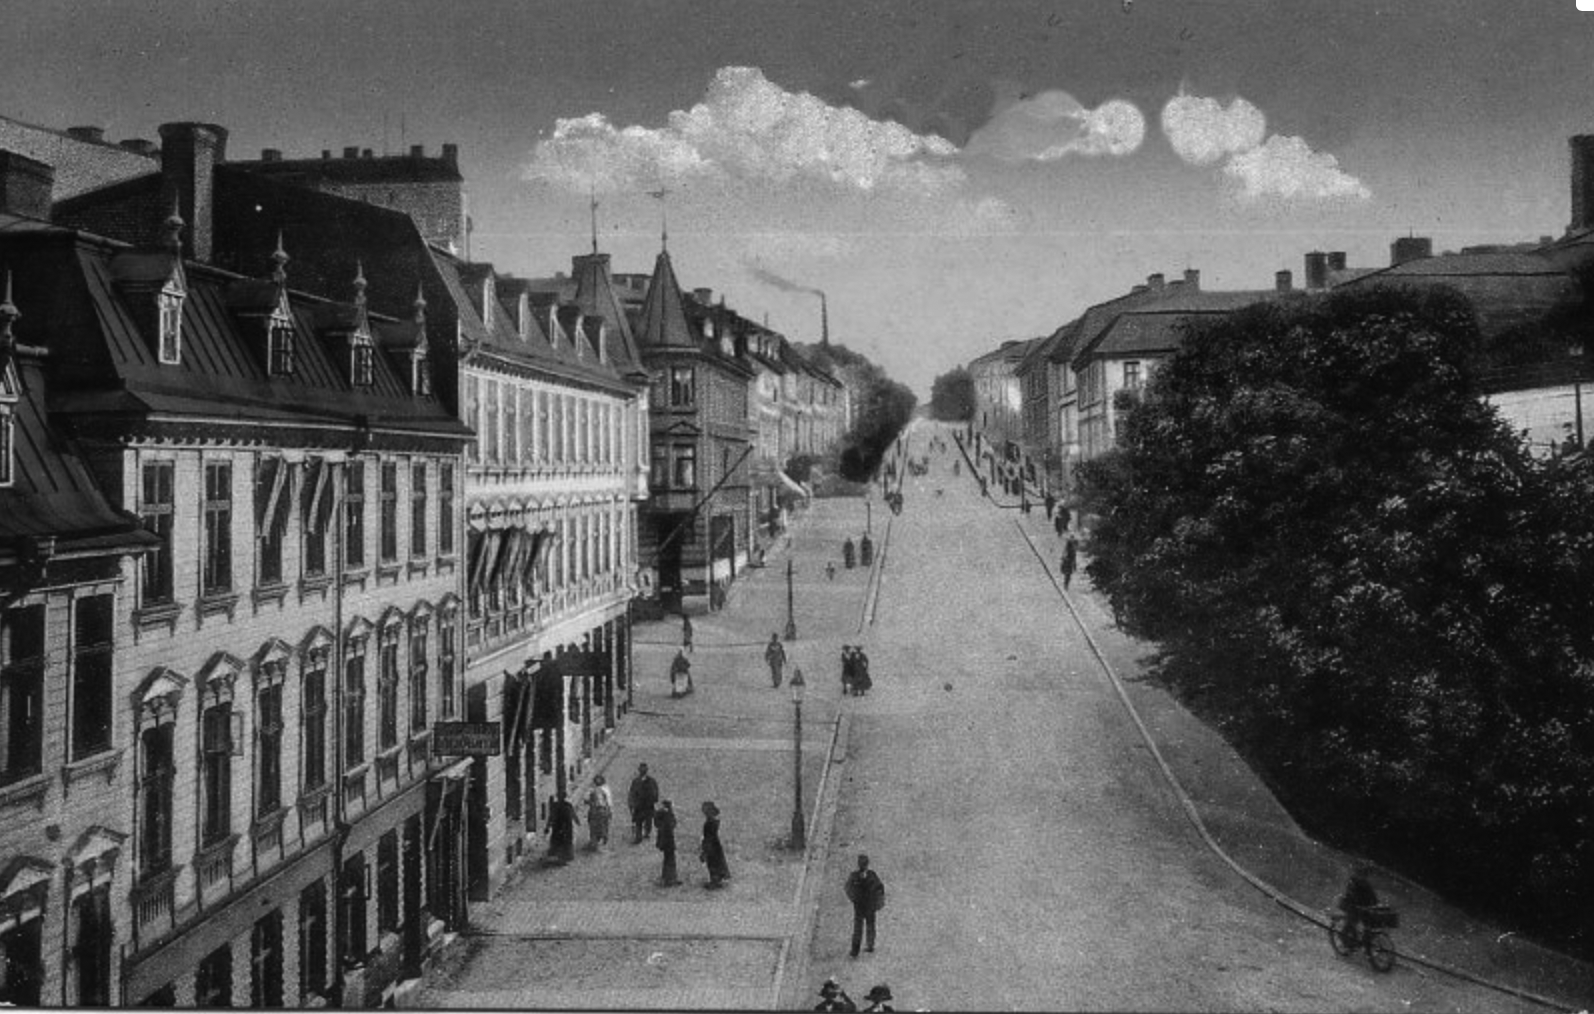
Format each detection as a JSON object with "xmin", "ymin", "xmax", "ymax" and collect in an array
[
  {"xmin": 343, "ymin": 146, "xmax": 360, "ymax": 159},
  {"xmin": 1183, "ymin": 268, "xmax": 1200, "ymax": 290},
  {"xmin": 1327, "ymin": 251, "xmax": 1347, "ymax": 271},
  {"xmin": 66, "ymin": 126, "xmax": 105, "ymax": 144},
  {"xmin": 1147, "ymin": 272, "xmax": 1165, "ymax": 290},
  {"xmin": 119, "ymin": 138, "xmax": 158, "ymax": 156},
  {"xmin": 1390, "ymin": 236, "xmax": 1432, "ymax": 266},
  {"xmin": 693, "ymin": 287, "xmax": 713, "ymax": 305},
  {"xmin": 0, "ymin": 152, "xmax": 55, "ymax": 220},
  {"xmin": 1275, "ymin": 270, "xmax": 1293, "ymax": 292},
  {"xmin": 261, "ymin": 148, "xmax": 283, "ymax": 161},
  {"xmin": 442, "ymin": 143, "xmax": 459, "ymax": 167},
  {"xmin": 1304, "ymin": 251, "xmax": 1329, "ymax": 290},
  {"xmin": 1571, "ymin": 135, "xmax": 1594, "ymax": 232},
  {"xmin": 157, "ymin": 122, "xmax": 229, "ymax": 262}
]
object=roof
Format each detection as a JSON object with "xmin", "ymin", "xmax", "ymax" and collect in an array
[
  {"xmin": 637, "ymin": 250, "xmax": 697, "ymax": 350},
  {"xmin": 571, "ymin": 253, "xmax": 646, "ymax": 376},
  {"xmin": 232, "ymin": 152, "xmax": 462, "ymax": 186},
  {"xmin": 1079, "ymin": 289, "xmax": 1280, "ymax": 361},
  {"xmin": 1332, "ymin": 248, "xmax": 1581, "ymax": 336}
]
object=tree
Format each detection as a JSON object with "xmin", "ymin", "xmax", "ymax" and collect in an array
[
  {"xmin": 929, "ymin": 366, "xmax": 976, "ymax": 422},
  {"xmin": 1076, "ymin": 286, "xmax": 1594, "ymax": 954},
  {"xmin": 795, "ymin": 341, "xmax": 917, "ymax": 482}
]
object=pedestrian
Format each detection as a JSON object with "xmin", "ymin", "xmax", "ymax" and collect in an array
[
  {"xmin": 840, "ymin": 645, "xmax": 855, "ymax": 696},
  {"xmin": 1061, "ymin": 533, "xmax": 1078, "ymax": 590},
  {"xmin": 765, "ymin": 632, "xmax": 787, "ymax": 688},
  {"xmin": 669, "ymin": 649, "xmax": 693, "ymax": 698},
  {"xmin": 1054, "ymin": 510, "xmax": 1066, "ymax": 538},
  {"xmin": 853, "ymin": 648, "xmax": 872, "ymax": 696},
  {"xmin": 814, "ymin": 978, "xmax": 856, "ymax": 1012},
  {"xmin": 861, "ymin": 984, "xmax": 895, "ymax": 1012},
  {"xmin": 584, "ymin": 775, "xmax": 613, "ymax": 850},
  {"xmin": 700, "ymin": 801, "xmax": 731, "ymax": 888},
  {"xmin": 843, "ymin": 537, "xmax": 856, "ymax": 569},
  {"xmin": 826, "ymin": 561, "xmax": 837, "ymax": 582},
  {"xmin": 681, "ymin": 612, "xmax": 694, "ymax": 654},
  {"xmin": 629, "ymin": 763, "xmax": 659, "ymax": 843},
  {"xmin": 546, "ymin": 790, "xmax": 578, "ymax": 864},
  {"xmin": 845, "ymin": 854, "xmax": 886, "ymax": 956},
  {"xmin": 655, "ymin": 800, "xmax": 681, "ymax": 886},
  {"xmin": 1044, "ymin": 492, "xmax": 1056, "ymax": 519},
  {"xmin": 1058, "ymin": 503, "xmax": 1072, "ymax": 532}
]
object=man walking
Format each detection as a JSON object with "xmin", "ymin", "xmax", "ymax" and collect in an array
[
  {"xmin": 845, "ymin": 854, "xmax": 886, "ymax": 957},
  {"xmin": 654, "ymin": 800, "xmax": 681, "ymax": 886},
  {"xmin": 629, "ymin": 763, "xmax": 660, "ymax": 843},
  {"xmin": 765, "ymin": 633, "xmax": 787, "ymax": 688},
  {"xmin": 1061, "ymin": 533, "xmax": 1078, "ymax": 590},
  {"xmin": 681, "ymin": 613, "xmax": 693, "ymax": 654}
]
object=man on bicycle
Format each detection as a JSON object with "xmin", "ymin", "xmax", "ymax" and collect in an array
[{"xmin": 1337, "ymin": 865, "xmax": 1380, "ymax": 942}]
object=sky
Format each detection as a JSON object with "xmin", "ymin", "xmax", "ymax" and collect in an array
[{"xmin": 7, "ymin": 0, "xmax": 1594, "ymax": 396}]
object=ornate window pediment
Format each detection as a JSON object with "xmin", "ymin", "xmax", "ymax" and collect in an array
[
  {"xmin": 65, "ymin": 826, "xmax": 125, "ymax": 897},
  {"xmin": 300, "ymin": 625, "xmax": 334, "ymax": 658},
  {"xmin": 196, "ymin": 652, "xmax": 245, "ymax": 704},
  {"xmin": 133, "ymin": 666, "xmax": 188, "ymax": 726},
  {"xmin": 410, "ymin": 599, "xmax": 435, "ymax": 625},
  {"xmin": 253, "ymin": 638, "xmax": 294, "ymax": 686},
  {"xmin": 0, "ymin": 856, "xmax": 52, "ymax": 924},
  {"xmin": 346, "ymin": 615, "xmax": 375, "ymax": 643}
]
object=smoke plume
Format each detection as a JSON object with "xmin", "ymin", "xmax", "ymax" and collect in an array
[{"xmin": 747, "ymin": 263, "xmax": 824, "ymax": 298}]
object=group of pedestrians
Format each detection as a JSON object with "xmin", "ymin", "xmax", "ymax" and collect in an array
[{"xmin": 840, "ymin": 645, "xmax": 872, "ymax": 696}]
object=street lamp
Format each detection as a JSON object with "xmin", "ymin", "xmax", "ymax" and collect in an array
[
  {"xmin": 784, "ymin": 557, "xmax": 797, "ymax": 641},
  {"xmin": 789, "ymin": 667, "xmax": 806, "ymax": 851},
  {"xmin": 866, "ymin": 498, "xmax": 872, "ymax": 536}
]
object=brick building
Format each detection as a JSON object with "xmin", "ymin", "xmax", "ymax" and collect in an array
[{"xmin": 0, "ymin": 114, "xmax": 159, "ymax": 201}]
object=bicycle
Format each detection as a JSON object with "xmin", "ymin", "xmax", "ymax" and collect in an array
[{"xmin": 1328, "ymin": 904, "xmax": 1399, "ymax": 972}]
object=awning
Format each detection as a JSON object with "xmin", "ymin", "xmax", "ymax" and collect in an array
[{"xmin": 777, "ymin": 471, "xmax": 810, "ymax": 501}]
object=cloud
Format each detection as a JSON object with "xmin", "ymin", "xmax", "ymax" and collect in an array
[
  {"xmin": 1160, "ymin": 89, "xmax": 1369, "ymax": 203},
  {"xmin": 524, "ymin": 66, "xmax": 964, "ymax": 197},
  {"xmin": 965, "ymin": 91, "xmax": 1145, "ymax": 162},
  {"xmin": 1223, "ymin": 134, "xmax": 1371, "ymax": 202},
  {"xmin": 1160, "ymin": 94, "xmax": 1266, "ymax": 166}
]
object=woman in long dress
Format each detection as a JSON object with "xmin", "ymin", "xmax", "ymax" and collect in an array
[
  {"xmin": 699, "ymin": 801, "xmax": 730, "ymax": 888},
  {"xmin": 547, "ymin": 790, "xmax": 577, "ymax": 864}
]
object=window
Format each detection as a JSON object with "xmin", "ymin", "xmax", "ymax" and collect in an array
[
  {"xmin": 673, "ymin": 444, "xmax": 696, "ymax": 488},
  {"xmin": 302, "ymin": 460, "xmax": 331, "ymax": 577},
  {"xmin": 438, "ymin": 613, "xmax": 457, "ymax": 721},
  {"xmin": 437, "ymin": 464, "xmax": 455, "ymax": 557},
  {"xmin": 351, "ymin": 334, "xmax": 374, "ymax": 388},
  {"xmin": 0, "ymin": 909, "xmax": 42, "ymax": 1006},
  {"xmin": 268, "ymin": 319, "xmax": 296, "ymax": 376},
  {"xmin": 463, "ymin": 377, "xmax": 479, "ymax": 463},
  {"xmin": 485, "ymin": 382, "xmax": 500, "ymax": 463},
  {"xmin": 140, "ymin": 462, "xmax": 175, "ymax": 603},
  {"xmin": 1124, "ymin": 360, "xmax": 1142, "ymax": 389},
  {"xmin": 412, "ymin": 354, "xmax": 430, "ymax": 397},
  {"xmin": 409, "ymin": 625, "xmax": 428, "ymax": 734},
  {"xmin": 203, "ymin": 463, "xmax": 233, "ymax": 594},
  {"xmin": 256, "ymin": 675, "xmax": 283, "ymax": 817},
  {"xmin": 298, "ymin": 881, "xmax": 327, "ymax": 1001},
  {"xmin": 71, "ymin": 595, "xmax": 113, "ymax": 761},
  {"xmin": 502, "ymin": 386, "xmax": 517, "ymax": 463},
  {"xmin": 195, "ymin": 944, "xmax": 231, "ymax": 1008},
  {"xmin": 157, "ymin": 287, "xmax": 183, "ymax": 365},
  {"xmin": 0, "ymin": 409, "xmax": 12, "ymax": 488},
  {"xmin": 577, "ymin": 397, "xmax": 588, "ymax": 462},
  {"xmin": 379, "ymin": 462, "xmax": 398, "ymax": 564},
  {"xmin": 201, "ymin": 701, "xmax": 233, "ymax": 845},
  {"xmin": 139, "ymin": 724, "xmax": 174, "ymax": 876},
  {"xmin": 344, "ymin": 639, "xmax": 367, "ymax": 765},
  {"xmin": 250, "ymin": 910, "xmax": 283, "ymax": 1008},
  {"xmin": 302, "ymin": 648, "xmax": 328, "ymax": 789},
  {"xmin": 73, "ymin": 886, "xmax": 112, "ymax": 1006},
  {"xmin": 377, "ymin": 831, "xmax": 399, "ymax": 933},
  {"xmin": 378, "ymin": 625, "xmax": 399, "ymax": 751},
  {"xmin": 0, "ymin": 605, "xmax": 44, "ymax": 784},
  {"xmin": 256, "ymin": 458, "xmax": 290, "ymax": 587},
  {"xmin": 670, "ymin": 366, "xmax": 694, "ymax": 406},
  {"xmin": 537, "ymin": 390, "xmax": 550, "ymax": 462},
  {"xmin": 340, "ymin": 853, "xmax": 367, "ymax": 964},
  {"xmin": 344, "ymin": 461, "xmax": 366, "ymax": 570},
  {"xmin": 650, "ymin": 443, "xmax": 669, "ymax": 489},
  {"xmin": 410, "ymin": 462, "xmax": 427, "ymax": 558}
]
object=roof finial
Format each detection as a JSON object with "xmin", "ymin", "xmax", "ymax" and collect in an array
[
  {"xmin": 648, "ymin": 186, "xmax": 670, "ymax": 252},
  {"xmin": 0, "ymin": 269, "xmax": 19, "ymax": 369},
  {"xmin": 353, "ymin": 260, "xmax": 368, "ymax": 308},
  {"xmin": 271, "ymin": 230, "xmax": 289, "ymax": 285},
  {"xmin": 163, "ymin": 193, "xmax": 185, "ymax": 254},
  {"xmin": 589, "ymin": 183, "xmax": 600, "ymax": 256},
  {"xmin": 413, "ymin": 281, "xmax": 427, "ymax": 323}
]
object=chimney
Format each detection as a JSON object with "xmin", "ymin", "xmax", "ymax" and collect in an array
[
  {"xmin": 1390, "ymin": 236, "xmax": 1433, "ymax": 266},
  {"xmin": 157, "ymin": 122, "xmax": 229, "ymax": 263},
  {"xmin": 343, "ymin": 146, "xmax": 360, "ymax": 159},
  {"xmin": 261, "ymin": 147, "xmax": 283, "ymax": 162},
  {"xmin": 693, "ymin": 287, "xmax": 712, "ymax": 305},
  {"xmin": 1275, "ymin": 270, "xmax": 1293, "ymax": 292},
  {"xmin": 1183, "ymin": 268, "xmax": 1200, "ymax": 290},
  {"xmin": 119, "ymin": 138, "xmax": 158, "ymax": 156},
  {"xmin": 442, "ymin": 143, "xmax": 459, "ymax": 166},
  {"xmin": 1130, "ymin": 284, "xmax": 1148, "ymax": 294},
  {"xmin": 820, "ymin": 292, "xmax": 830, "ymax": 346},
  {"xmin": 1571, "ymin": 135, "xmax": 1594, "ymax": 232},
  {"xmin": 410, "ymin": 144, "xmax": 424, "ymax": 158},
  {"xmin": 1304, "ymin": 251, "xmax": 1329, "ymax": 290},
  {"xmin": 1327, "ymin": 251, "xmax": 1347, "ymax": 271},
  {"xmin": 322, "ymin": 150, "xmax": 332, "ymax": 160},
  {"xmin": 361, "ymin": 148, "xmax": 374, "ymax": 159},
  {"xmin": 66, "ymin": 126, "xmax": 105, "ymax": 144},
  {"xmin": 0, "ymin": 152, "xmax": 55, "ymax": 220},
  {"xmin": 1147, "ymin": 272, "xmax": 1165, "ymax": 290}
]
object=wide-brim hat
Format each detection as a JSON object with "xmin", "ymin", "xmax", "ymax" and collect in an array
[
  {"xmin": 703, "ymin": 801, "xmax": 721, "ymax": 817},
  {"xmin": 865, "ymin": 985, "xmax": 893, "ymax": 1002},
  {"xmin": 819, "ymin": 978, "xmax": 841, "ymax": 996}
]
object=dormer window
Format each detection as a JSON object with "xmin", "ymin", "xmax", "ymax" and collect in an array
[
  {"xmin": 351, "ymin": 331, "xmax": 374, "ymax": 387},
  {"xmin": 269, "ymin": 315, "xmax": 297, "ymax": 377},
  {"xmin": 0, "ymin": 405, "xmax": 12, "ymax": 488},
  {"xmin": 157, "ymin": 284, "xmax": 183, "ymax": 364},
  {"xmin": 412, "ymin": 354, "xmax": 431, "ymax": 397}
]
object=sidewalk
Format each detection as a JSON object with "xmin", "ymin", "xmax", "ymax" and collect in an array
[{"xmin": 418, "ymin": 495, "xmax": 880, "ymax": 1011}]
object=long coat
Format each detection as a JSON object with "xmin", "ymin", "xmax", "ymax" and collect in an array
[
  {"xmin": 700, "ymin": 816, "xmax": 730, "ymax": 881},
  {"xmin": 547, "ymin": 798, "xmax": 578, "ymax": 861}
]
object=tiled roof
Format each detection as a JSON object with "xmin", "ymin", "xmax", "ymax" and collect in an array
[
  {"xmin": 637, "ymin": 250, "xmax": 697, "ymax": 350},
  {"xmin": 572, "ymin": 253, "xmax": 645, "ymax": 376},
  {"xmin": 1357, "ymin": 251, "xmax": 1567, "ymax": 279},
  {"xmin": 1082, "ymin": 289, "xmax": 1279, "ymax": 360},
  {"xmin": 233, "ymin": 153, "xmax": 462, "ymax": 185}
]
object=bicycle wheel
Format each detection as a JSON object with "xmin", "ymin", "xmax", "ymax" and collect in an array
[
  {"xmin": 1328, "ymin": 914, "xmax": 1355, "ymax": 956},
  {"xmin": 1367, "ymin": 931, "xmax": 1396, "ymax": 973}
]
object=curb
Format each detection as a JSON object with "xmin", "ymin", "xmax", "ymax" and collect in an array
[{"xmin": 1010, "ymin": 517, "xmax": 1584, "ymax": 1013}]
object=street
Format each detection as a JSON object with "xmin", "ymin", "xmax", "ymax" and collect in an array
[{"xmin": 421, "ymin": 419, "xmax": 1594, "ymax": 1012}]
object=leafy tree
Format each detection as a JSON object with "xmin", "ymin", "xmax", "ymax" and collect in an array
[
  {"xmin": 1076, "ymin": 286, "xmax": 1594, "ymax": 953},
  {"xmin": 795, "ymin": 341, "xmax": 916, "ymax": 481},
  {"xmin": 929, "ymin": 366, "xmax": 976, "ymax": 421}
]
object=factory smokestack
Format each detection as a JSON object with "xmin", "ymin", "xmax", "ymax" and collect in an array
[{"xmin": 820, "ymin": 292, "xmax": 829, "ymax": 346}]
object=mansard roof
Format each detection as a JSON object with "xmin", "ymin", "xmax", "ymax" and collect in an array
[{"xmin": 572, "ymin": 252, "xmax": 645, "ymax": 376}]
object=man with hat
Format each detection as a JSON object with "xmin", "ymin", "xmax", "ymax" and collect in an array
[
  {"xmin": 845, "ymin": 854, "xmax": 886, "ymax": 957},
  {"xmin": 814, "ymin": 977, "xmax": 855, "ymax": 1012},
  {"xmin": 862, "ymin": 984, "xmax": 894, "ymax": 1012}
]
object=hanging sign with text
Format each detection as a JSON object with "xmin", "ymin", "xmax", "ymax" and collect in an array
[{"xmin": 431, "ymin": 722, "xmax": 502, "ymax": 757}]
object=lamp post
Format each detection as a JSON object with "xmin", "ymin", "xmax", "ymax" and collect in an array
[
  {"xmin": 784, "ymin": 557, "xmax": 797, "ymax": 641},
  {"xmin": 866, "ymin": 498, "xmax": 872, "ymax": 536},
  {"xmin": 789, "ymin": 668, "xmax": 806, "ymax": 851}
]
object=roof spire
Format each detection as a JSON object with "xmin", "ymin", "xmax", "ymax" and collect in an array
[
  {"xmin": 271, "ymin": 230, "xmax": 289, "ymax": 285},
  {"xmin": 648, "ymin": 186, "xmax": 671, "ymax": 252},
  {"xmin": 0, "ymin": 269, "xmax": 18, "ymax": 371},
  {"xmin": 589, "ymin": 183, "xmax": 599, "ymax": 256},
  {"xmin": 163, "ymin": 193, "xmax": 185, "ymax": 254},
  {"xmin": 353, "ymin": 259, "xmax": 367, "ymax": 309},
  {"xmin": 413, "ymin": 281, "xmax": 427, "ymax": 323}
]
